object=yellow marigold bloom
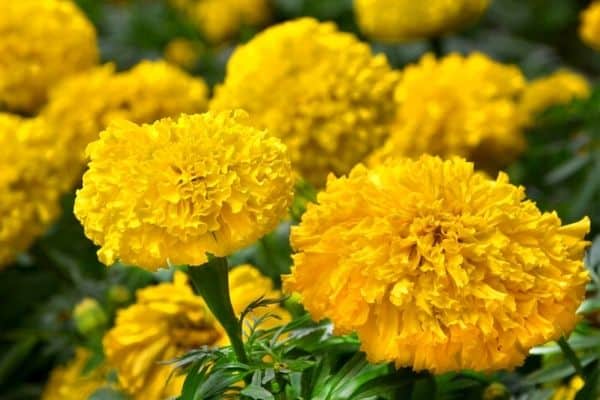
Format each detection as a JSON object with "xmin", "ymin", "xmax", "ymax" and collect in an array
[
  {"xmin": 521, "ymin": 70, "xmax": 590, "ymax": 122},
  {"xmin": 74, "ymin": 111, "xmax": 294, "ymax": 270},
  {"xmin": 0, "ymin": 0, "xmax": 98, "ymax": 112},
  {"xmin": 580, "ymin": 2, "xmax": 600, "ymax": 51},
  {"xmin": 553, "ymin": 376, "xmax": 585, "ymax": 400},
  {"xmin": 0, "ymin": 114, "xmax": 65, "ymax": 268},
  {"xmin": 284, "ymin": 155, "xmax": 590, "ymax": 373},
  {"xmin": 369, "ymin": 53, "xmax": 526, "ymax": 171},
  {"xmin": 42, "ymin": 348, "xmax": 107, "ymax": 400},
  {"xmin": 211, "ymin": 18, "xmax": 399, "ymax": 186},
  {"xmin": 104, "ymin": 267, "xmax": 289, "ymax": 399},
  {"xmin": 170, "ymin": 0, "xmax": 271, "ymax": 43},
  {"xmin": 42, "ymin": 61, "xmax": 209, "ymax": 185},
  {"xmin": 164, "ymin": 38, "xmax": 202, "ymax": 69},
  {"xmin": 354, "ymin": 0, "xmax": 490, "ymax": 42}
]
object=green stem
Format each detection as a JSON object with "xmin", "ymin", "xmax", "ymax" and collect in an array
[
  {"xmin": 558, "ymin": 336, "xmax": 584, "ymax": 376},
  {"xmin": 430, "ymin": 36, "xmax": 444, "ymax": 57},
  {"xmin": 188, "ymin": 257, "xmax": 248, "ymax": 364}
]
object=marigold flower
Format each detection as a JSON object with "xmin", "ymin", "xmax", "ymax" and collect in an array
[
  {"xmin": 369, "ymin": 53, "xmax": 526, "ymax": 172},
  {"xmin": 580, "ymin": 2, "xmax": 600, "ymax": 51},
  {"xmin": 164, "ymin": 38, "xmax": 202, "ymax": 69},
  {"xmin": 42, "ymin": 61, "xmax": 209, "ymax": 185},
  {"xmin": 74, "ymin": 111, "xmax": 294, "ymax": 270},
  {"xmin": 0, "ymin": 0, "xmax": 98, "ymax": 112},
  {"xmin": 0, "ymin": 114, "xmax": 65, "ymax": 268},
  {"xmin": 211, "ymin": 18, "xmax": 399, "ymax": 186},
  {"xmin": 521, "ymin": 70, "xmax": 590, "ymax": 122},
  {"xmin": 354, "ymin": 0, "xmax": 490, "ymax": 42},
  {"xmin": 42, "ymin": 348, "xmax": 107, "ymax": 400},
  {"xmin": 170, "ymin": 0, "xmax": 271, "ymax": 43},
  {"xmin": 284, "ymin": 155, "xmax": 590, "ymax": 373},
  {"xmin": 104, "ymin": 267, "xmax": 290, "ymax": 399}
]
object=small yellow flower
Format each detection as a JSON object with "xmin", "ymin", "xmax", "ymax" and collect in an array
[
  {"xmin": 0, "ymin": 0, "xmax": 98, "ymax": 112},
  {"xmin": 284, "ymin": 155, "xmax": 590, "ymax": 373},
  {"xmin": 42, "ymin": 61, "xmax": 209, "ymax": 186},
  {"xmin": 0, "ymin": 114, "xmax": 65, "ymax": 268},
  {"xmin": 164, "ymin": 38, "xmax": 202, "ymax": 69},
  {"xmin": 553, "ymin": 375, "xmax": 585, "ymax": 400},
  {"xmin": 211, "ymin": 18, "xmax": 399, "ymax": 186},
  {"xmin": 354, "ymin": 0, "xmax": 490, "ymax": 42},
  {"xmin": 73, "ymin": 298, "xmax": 108, "ymax": 335},
  {"xmin": 42, "ymin": 348, "xmax": 107, "ymax": 400},
  {"xmin": 74, "ymin": 111, "xmax": 294, "ymax": 270},
  {"xmin": 369, "ymin": 53, "xmax": 526, "ymax": 172},
  {"xmin": 104, "ymin": 267, "xmax": 290, "ymax": 399},
  {"xmin": 580, "ymin": 2, "xmax": 600, "ymax": 51},
  {"xmin": 521, "ymin": 70, "xmax": 590, "ymax": 122}
]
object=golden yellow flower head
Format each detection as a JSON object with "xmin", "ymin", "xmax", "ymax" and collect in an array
[
  {"xmin": 0, "ymin": 0, "xmax": 98, "ymax": 112},
  {"xmin": 74, "ymin": 111, "xmax": 294, "ymax": 270},
  {"xmin": 0, "ymin": 114, "xmax": 66, "ymax": 268},
  {"xmin": 354, "ymin": 0, "xmax": 490, "ymax": 42},
  {"xmin": 42, "ymin": 348, "xmax": 107, "ymax": 400},
  {"xmin": 42, "ymin": 61, "xmax": 209, "ymax": 185},
  {"xmin": 164, "ymin": 38, "xmax": 202, "ymax": 69},
  {"xmin": 170, "ymin": 0, "xmax": 271, "ymax": 43},
  {"xmin": 104, "ymin": 267, "xmax": 289, "ymax": 399},
  {"xmin": 211, "ymin": 18, "xmax": 399, "ymax": 186},
  {"xmin": 284, "ymin": 155, "xmax": 590, "ymax": 373},
  {"xmin": 580, "ymin": 2, "xmax": 600, "ymax": 51},
  {"xmin": 369, "ymin": 53, "xmax": 526, "ymax": 172}
]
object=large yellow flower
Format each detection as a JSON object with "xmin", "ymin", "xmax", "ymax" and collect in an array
[
  {"xmin": 520, "ymin": 70, "xmax": 590, "ymax": 123},
  {"xmin": 0, "ymin": 0, "xmax": 98, "ymax": 112},
  {"xmin": 74, "ymin": 111, "xmax": 294, "ymax": 270},
  {"xmin": 104, "ymin": 267, "xmax": 290, "ymax": 399},
  {"xmin": 42, "ymin": 61, "xmax": 209, "ymax": 186},
  {"xmin": 42, "ymin": 348, "xmax": 107, "ymax": 400},
  {"xmin": 284, "ymin": 155, "xmax": 590, "ymax": 373},
  {"xmin": 170, "ymin": 0, "xmax": 271, "ymax": 43},
  {"xmin": 369, "ymin": 53, "xmax": 526, "ymax": 171},
  {"xmin": 580, "ymin": 1, "xmax": 600, "ymax": 51},
  {"xmin": 354, "ymin": 0, "xmax": 490, "ymax": 42},
  {"xmin": 0, "ymin": 114, "xmax": 66, "ymax": 268},
  {"xmin": 211, "ymin": 18, "xmax": 399, "ymax": 186}
]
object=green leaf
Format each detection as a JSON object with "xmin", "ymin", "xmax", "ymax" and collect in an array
[{"xmin": 241, "ymin": 385, "xmax": 275, "ymax": 400}]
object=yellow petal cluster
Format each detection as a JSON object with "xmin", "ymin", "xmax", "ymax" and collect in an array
[
  {"xmin": 0, "ymin": 114, "xmax": 66, "ymax": 268},
  {"xmin": 170, "ymin": 0, "xmax": 271, "ymax": 43},
  {"xmin": 74, "ymin": 111, "xmax": 294, "ymax": 270},
  {"xmin": 42, "ymin": 348, "xmax": 107, "ymax": 400},
  {"xmin": 520, "ymin": 70, "xmax": 590, "ymax": 122},
  {"xmin": 0, "ymin": 0, "xmax": 98, "ymax": 112},
  {"xmin": 211, "ymin": 18, "xmax": 399, "ymax": 187},
  {"xmin": 354, "ymin": 0, "xmax": 490, "ymax": 42},
  {"xmin": 552, "ymin": 376, "xmax": 585, "ymax": 400},
  {"xmin": 284, "ymin": 155, "xmax": 590, "ymax": 373},
  {"xmin": 369, "ymin": 53, "xmax": 526, "ymax": 172},
  {"xmin": 580, "ymin": 1, "xmax": 600, "ymax": 51},
  {"xmin": 42, "ymin": 61, "xmax": 209, "ymax": 185},
  {"xmin": 104, "ymin": 267, "xmax": 290, "ymax": 399}
]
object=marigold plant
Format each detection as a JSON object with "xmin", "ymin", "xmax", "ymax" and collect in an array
[
  {"xmin": 211, "ymin": 18, "xmax": 399, "ymax": 186},
  {"xmin": 354, "ymin": 0, "xmax": 490, "ymax": 42},
  {"xmin": 580, "ymin": 1, "xmax": 600, "ymax": 51},
  {"xmin": 284, "ymin": 155, "xmax": 590, "ymax": 373},
  {"xmin": 369, "ymin": 53, "xmax": 527, "ymax": 171},
  {"xmin": 0, "ymin": 0, "xmax": 98, "ymax": 112},
  {"xmin": 74, "ymin": 111, "xmax": 294, "ymax": 269}
]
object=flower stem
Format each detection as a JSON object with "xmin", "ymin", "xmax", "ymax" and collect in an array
[
  {"xmin": 430, "ymin": 37, "xmax": 444, "ymax": 57},
  {"xmin": 188, "ymin": 257, "xmax": 248, "ymax": 364},
  {"xmin": 558, "ymin": 336, "xmax": 584, "ymax": 376}
]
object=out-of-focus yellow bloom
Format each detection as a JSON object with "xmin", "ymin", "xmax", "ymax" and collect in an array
[
  {"xmin": 73, "ymin": 298, "xmax": 108, "ymax": 335},
  {"xmin": 164, "ymin": 38, "xmax": 202, "ymax": 69},
  {"xmin": 354, "ymin": 0, "xmax": 490, "ymax": 42},
  {"xmin": 0, "ymin": 114, "xmax": 66, "ymax": 268},
  {"xmin": 580, "ymin": 2, "xmax": 600, "ymax": 51},
  {"xmin": 285, "ymin": 155, "xmax": 590, "ymax": 373},
  {"xmin": 42, "ymin": 348, "xmax": 107, "ymax": 400},
  {"xmin": 74, "ymin": 111, "xmax": 294, "ymax": 270},
  {"xmin": 369, "ymin": 53, "xmax": 526, "ymax": 172},
  {"xmin": 553, "ymin": 376, "xmax": 585, "ymax": 400},
  {"xmin": 170, "ymin": 0, "xmax": 270, "ymax": 43},
  {"xmin": 211, "ymin": 18, "xmax": 399, "ymax": 186},
  {"xmin": 104, "ymin": 267, "xmax": 289, "ymax": 399},
  {"xmin": 41, "ymin": 61, "xmax": 209, "ymax": 186},
  {"xmin": 521, "ymin": 70, "xmax": 590, "ymax": 122},
  {"xmin": 0, "ymin": 0, "xmax": 98, "ymax": 112}
]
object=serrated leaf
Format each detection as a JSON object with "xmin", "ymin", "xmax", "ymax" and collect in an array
[{"xmin": 240, "ymin": 384, "xmax": 275, "ymax": 400}]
